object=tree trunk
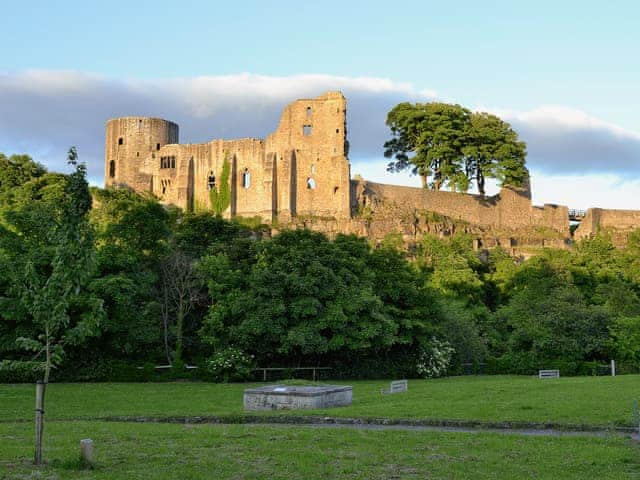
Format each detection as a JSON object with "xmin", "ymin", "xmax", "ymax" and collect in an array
[
  {"xmin": 478, "ymin": 173, "xmax": 486, "ymax": 195},
  {"xmin": 420, "ymin": 175, "xmax": 427, "ymax": 188},
  {"xmin": 175, "ymin": 304, "xmax": 184, "ymax": 363}
]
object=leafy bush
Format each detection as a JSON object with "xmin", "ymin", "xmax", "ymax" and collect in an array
[
  {"xmin": 204, "ymin": 348, "xmax": 254, "ymax": 382},
  {"xmin": 0, "ymin": 360, "xmax": 44, "ymax": 383},
  {"xmin": 416, "ymin": 338, "xmax": 455, "ymax": 378}
]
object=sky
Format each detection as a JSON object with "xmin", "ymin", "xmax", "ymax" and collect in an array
[{"xmin": 1, "ymin": 0, "xmax": 639, "ymax": 209}]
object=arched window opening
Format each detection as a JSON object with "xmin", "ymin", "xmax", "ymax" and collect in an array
[
  {"xmin": 109, "ymin": 160, "xmax": 116, "ymax": 178},
  {"xmin": 156, "ymin": 143, "xmax": 161, "ymax": 150},
  {"xmin": 333, "ymin": 186, "xmax": 339, "ymax": 195},
  {"xmin": 307, "ymin": 178, "xmax": 316, "ymax": 190},
  {"xmin": 118, "ymin": 137, "xmax": 123, "ymax": 145},
  {"xmin": 207, "ymin": 172, "xmax": 216, "ymax": 191},
  {"xmin": 242, "ymin": 169, "xmax": 251, "ymax": 189}
]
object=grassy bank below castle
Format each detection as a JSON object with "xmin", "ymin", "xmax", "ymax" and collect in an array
[{"xmin": 2, "ymin": 375, "xmax": 639, "ymax": 428}]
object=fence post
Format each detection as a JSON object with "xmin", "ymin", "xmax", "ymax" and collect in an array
[
  {"xmin": 611, "ymin": 360, "xmax": 616, "ymax": 377},
  {"xmin": 263, "ymin": 369, "xmax": 267, "ymax": 382}
]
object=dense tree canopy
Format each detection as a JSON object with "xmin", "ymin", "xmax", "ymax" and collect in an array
[
  {"xmin": 1, "ymin": 151, "xmax": 639, "ymax": 382},
  {"xmin": 384, "ymin": 102, "xmax": 528, "ymax": 194}
]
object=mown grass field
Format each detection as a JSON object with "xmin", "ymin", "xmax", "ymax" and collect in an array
[
  {"xmin": 1, "ymin": 421, "xmax": 638, "ymax": 479},
  {"xmin": 1, "ymin": 376, "xmax": 639, "ymax": 479},
  {"xmin": 2, "ymin": 375, "xmax": 639, "ymax": 427}
]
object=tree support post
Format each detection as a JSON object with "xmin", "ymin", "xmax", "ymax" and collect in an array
[{"xmin": 34, "ymin": 380, "xmax": 46, "ymax": 465}]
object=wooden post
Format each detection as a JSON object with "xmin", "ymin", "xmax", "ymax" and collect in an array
[
  {"xmin": 34, "ymin": 381, "xmax": 46, "ymax": 465},
  {"xmin": 312, "ymin": 368, "xmax": 316, "ymax": 382},
  {"xmin": 80, "ymin": 439, "xmax": 94, "ymax": 468},
  {"xmin": 611, "ymin": 360, "xmax": 616, "ymax": 377},
  {"xmin": 263, "ymin": 369, "xmax": 267, "ymax": 382}
]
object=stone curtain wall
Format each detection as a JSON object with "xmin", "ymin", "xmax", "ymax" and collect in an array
[
  {"xmin": 575, "ymin": 208, "xmax": 640, "ymax": 245},
  {"xmin": 354, "ymin": 180, "xmax": 569, "ymax": 235}
]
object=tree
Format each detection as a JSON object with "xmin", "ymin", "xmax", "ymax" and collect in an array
[
  {"xmin": 0, "ymin": 148, "xmax": 102, "ymax": 464},
  {"xmin": 384, "ymin": 102, "xmax": 470, "ymax": 191},
  {"xmin": 160, "ymin": 249, "xmax": 203, "ymax": 364},
  {"xmin": 199, "ymin": 230, "xmax": 437, "ymax": 368},
  {"xmin": 462, "ymin": 112, "xmax": 527, "ymax": 194},
  {"xmin": 384, "ymin": 102, "xmax": 528, "ymax": 193},
  {"xmin": 87, "ymin": 188, "xmax": 171, "ymax": 362}
]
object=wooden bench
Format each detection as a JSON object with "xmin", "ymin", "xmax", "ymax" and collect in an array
[
  {"xmin": 381, "ymin": 379, "xmax": 408, "ymax": 394},
  {"xmin": 538, "ymin": 369, "xmax": 560, "ymax": 379}
]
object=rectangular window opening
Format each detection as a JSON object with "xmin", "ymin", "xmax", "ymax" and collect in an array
[{"xmin": 303, "ymin": 125, "xmax": 312, "ymax": 136}]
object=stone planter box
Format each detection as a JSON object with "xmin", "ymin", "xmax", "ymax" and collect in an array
[{"xmin": 244, "ymin": 385, "xmax": 352, "ymax": 410}]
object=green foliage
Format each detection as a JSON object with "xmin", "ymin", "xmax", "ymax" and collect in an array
[
  {"xmin": 0, "ymin": 149, "xmax": 103, "ymax": 381},
  {"xmin": 209, "ymin": 154, "xmax": 231, "ymax": 216},
  {"xmin": 384, "ymin": 102, "xmax": 527, "ymax": 193},
  {"xmin": 416, "ymin": 338, "xmax": 455, "ymax": 378},
  {"xmin": 204, "ymin": 347, "xmax": 254, "ymax": 382},
  {"xmin": 200, "ymin": 230, "xmax": 437, "ymax": 367}
]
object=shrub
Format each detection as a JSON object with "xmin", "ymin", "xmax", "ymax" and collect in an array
[
  {"xmin": 204, "ymin": 348, "xmax": 254, "ymax": 382},
  {"xmin": 416, "ymin": 338, "xmax": 455, "ymax": 378}
]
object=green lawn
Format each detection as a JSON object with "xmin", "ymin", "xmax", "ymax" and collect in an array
[
  {"xmin": 1, "ymin": 421, "xmax": 637, "ymax": 479},
  {"xmin": 2, "ymin": 375, "xmax": 639, "ymax": 427}
]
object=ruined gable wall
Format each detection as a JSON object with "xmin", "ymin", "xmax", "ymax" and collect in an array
[{"xmin": 267, "ymin": 92, "xmax": 351, "ymax": 220}]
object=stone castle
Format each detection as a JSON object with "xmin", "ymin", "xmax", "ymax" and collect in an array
[{"xmin": 105, "ymin": 92, "xmax": 640, "ymax": 251}]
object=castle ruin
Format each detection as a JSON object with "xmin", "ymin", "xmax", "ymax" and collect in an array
[{"xmin": 105, "ymin": 91, "xmax": 640, "ymax": 251}]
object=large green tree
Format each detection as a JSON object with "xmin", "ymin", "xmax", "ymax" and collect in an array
[
  {"xmin": 385, "ymin": 102, "xmax": 470, "ymax": 191},
  {"xmin": 462, "ymin": 112, "xmax": 527, "ymax": 194},
  {"xmin": 384, "ymin": 102, "xmax": 528, "ymax": 193}
]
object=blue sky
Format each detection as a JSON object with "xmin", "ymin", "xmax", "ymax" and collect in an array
[{"xmin": 1, "ymin": 0, "xmax": 639, "ymax": 208}]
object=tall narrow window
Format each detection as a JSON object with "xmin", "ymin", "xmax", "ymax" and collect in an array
[
  {"xmin": 303, "ymin": 125, "xmax": 312, "ymax": 136},
  {"xmin": 242, "ymin": 169, "xmax": 251, "ymax": 189},
  {"xmin": 156, "ymin": 143, "xmax": 161, "ymax": 150},
  {"xmin": 118, "ymin": 137, "xmax": 123, "ymax": 145},
  {"xmin": 306, "ymin": 106, "xmax": 312, "ymax": 117},
  {"xmin": 207, "ymin": 172, "xmax": 216, "ymax": 190},
  {"xmin": 307, "ymin": 178, "xmax": 316, "ymax": 190},
  {"xmin": 311, "ymin": 164, "xmax": 315, "ymax": 174},
  {"xmin": 170, "ymin": 156, "xmax": 175, "ymax": 168},
  {"xmin": 109, "ymin": 160, "xmax": 116, "ymax": 178}
]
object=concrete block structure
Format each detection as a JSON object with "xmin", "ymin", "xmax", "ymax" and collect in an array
[{"xmin": 243, "ymin": 385, "xmax": 353, "ymax": 410}]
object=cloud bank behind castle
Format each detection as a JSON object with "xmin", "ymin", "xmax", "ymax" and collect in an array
[{"xmin": 1, "ymin": 70, "xmax": 639, "ymax": 209}]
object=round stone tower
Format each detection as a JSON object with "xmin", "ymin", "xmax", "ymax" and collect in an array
[{"xmin": 105, "ymin": 117, "xmax": 179, "ymax": 189}]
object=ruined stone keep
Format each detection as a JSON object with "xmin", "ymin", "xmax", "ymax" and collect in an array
[
  {"xmin": 105, "ymin": 92, "xmax": 350, "ymax": 223},
  {"xmin": 105, "ymin": 91, "xmax": 640, "ymax": 251}
]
